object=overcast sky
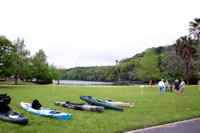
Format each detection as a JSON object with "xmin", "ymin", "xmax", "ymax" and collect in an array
[{"xmin": 1, "ymin": 0, "xmax": 200, "ymax": 68}]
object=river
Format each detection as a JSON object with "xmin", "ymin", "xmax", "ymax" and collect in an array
[
  {"xmin": 53, "ymin": 80, "xmax": 148, "ymax": 86},
  {"xmin": 54, "ymin": 80, "xmax": 114, "ymax": 85}
]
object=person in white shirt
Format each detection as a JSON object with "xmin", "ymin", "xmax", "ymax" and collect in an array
[
  {"xmin": 158, "ymin": 79, "xmax": 165, "ymax": 95},
  {"xmin": 180, "ymin": 79, "xmax": 185, "ymax": 95}
]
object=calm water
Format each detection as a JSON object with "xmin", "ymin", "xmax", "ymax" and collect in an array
[{"xmin": 56, "ymin": 80, "xmax": 114, "ymax": 85}]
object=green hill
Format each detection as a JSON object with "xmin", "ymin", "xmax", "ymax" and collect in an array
[{"xmin": 60, "ymin": 45, "xmax": 200, "ymax": 84}]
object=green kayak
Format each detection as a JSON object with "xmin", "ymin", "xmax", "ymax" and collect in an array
[{"xmin": 80, "ymin": 96, "xmax": 123, "ymax": 112}]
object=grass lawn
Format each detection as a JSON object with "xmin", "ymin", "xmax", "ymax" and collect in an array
[
  {"xmin": 0, "ymin": 80, "xmax": 36, "ymax": 85},
  {"xmin": 0, "ymin": 80, "xmax": 13, "ymax": 85},
  {"xmin": 0, "ymin": 85, "xmax": 200, "ymax": 133}
]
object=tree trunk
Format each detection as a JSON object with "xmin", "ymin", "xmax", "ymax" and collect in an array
[
  {"xmin": 14, "ymin": 75, "xmax": 18, "ymax": 85},
  {"xmin": 185, "ymin": 63, "xmax": 189, "ymax": 85}
]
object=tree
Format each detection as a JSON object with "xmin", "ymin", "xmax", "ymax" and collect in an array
[
  {"xmin": 11, "ymin": 38, "xmax": 30, "ymax": 84},
  {"xmin": 159, "ymin": 51, "xmax": 183, "ymax": 81},
  {"xmin": 32, "ymin": 49, "xmax": 52, "ymax": 84},
  {"xmin": 0, "ymin": 36, "xmax": 15, "ymax": 77},
  {"xmin": 138, "ymin": 49, "xmax": 160, "ymax": 81},
  {"xmin": 189, "ymin": 18, "xmax": 200, "ymax": 79},
  {"xmin": 189, "ymin": 18, "xmax": 200, "ymax": 42},
  {"xmin": 20, "ymin": 58, "xmax": 34, "ymax": 81},
  {"xmin": 174, "ymin": 36, "xmax": 197, "ymax": 85},
  {"xmin": 49, "ymin": 65, "xmax": 61, "ymax": 80}
]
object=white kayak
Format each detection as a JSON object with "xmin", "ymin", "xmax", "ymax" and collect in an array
[{"xmin": 20, "ymin": 102, "xmax": 72, "ymax": 120}]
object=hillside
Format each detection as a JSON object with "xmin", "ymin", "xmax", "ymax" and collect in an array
[{"xmin": 60, "ymin": 45, "xmax": 200, "ymax": 83}]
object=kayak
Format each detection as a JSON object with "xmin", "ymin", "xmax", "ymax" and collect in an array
[
  {"xmin": 80, "ymin": 96, "xmax": 123, "ymax": 112},
  {"xmin": 0, "ymin": 94, "xmax": 28, "ymax": 125},
  {"xmin": 20, "ymin": 102, "xmax": 72, "ymax": 120},
  {"xmin": 54, "ymin": 101, "xmax": 104, "ymax": 113},
  {"xmin": 0, "ymin": 110, "xmax": 28, "ymax": 125},
  {"xmin": 105, "ymin": 100, "xmax": 135, "ymax": 108}
]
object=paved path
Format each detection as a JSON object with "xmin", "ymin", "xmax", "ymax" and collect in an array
[{"xmin": 126, "ymin": 118, "xmax": 200, "ymax": 133}]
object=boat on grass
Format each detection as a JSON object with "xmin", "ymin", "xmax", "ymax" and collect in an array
[
  {"xmin": 80, "ymin": 96, "xmax": 123, "ymax": 112},
  {"xmin": 21, "ymin": 100, "xmax": 72, "ymax": 120}
]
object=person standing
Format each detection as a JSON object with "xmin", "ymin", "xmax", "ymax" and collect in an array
[
  {"xmin": 170, "ymin": 81, "xmax": 173, "ymax": 92},
  {"xmin": 180, "ymin": 79, "xmax": 185, "ymax": 95},
  {"xmin": 165, "ymin": 80, "xmax": 169, "ymax": 92},
  {"xmin": 149, "ymin": 80, "xmax": 153, "ymax": 89},
  {"xmin": 174, "ymin": 79, "xmax": 180, "ymax": 95},
  {"xmin": 158, "ymin": 79, "xmax": 165, "ymax": 95}
]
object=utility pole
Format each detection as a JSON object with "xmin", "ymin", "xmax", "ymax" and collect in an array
[{"xmin": 115, "ymin": 60, "xmax": 120, "ymax": 84}]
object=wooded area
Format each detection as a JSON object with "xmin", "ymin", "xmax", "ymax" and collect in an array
[
  {"xmin": 0, "ymin": 37, "xmax": 61, "ymax": 84},
  {"xmin": 60, "ymin": 45, "xmax": 199, "ymax": 84}
]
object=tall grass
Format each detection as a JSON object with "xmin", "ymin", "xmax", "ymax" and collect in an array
[{"xmin": 0, "ymin": 85, "xmax": 200, "ymax": 133}]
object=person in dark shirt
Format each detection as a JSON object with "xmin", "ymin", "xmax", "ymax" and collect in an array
[
  {"xmin": 174, "ymin": 79, "xmax": 180, "ymax": 95},
  {"xmin": 169, "ymin": 82, "xmax": 173, "ymax": 92}
]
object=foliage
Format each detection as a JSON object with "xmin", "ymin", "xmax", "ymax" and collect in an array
[
  {"xmin": 174, "ymin": 36, "xmax": 198, "ymax": 84},
  {"xmin": 138, "ymin": 49, "xmax": 160, "ymax": 81},
  {"xmin": 20, "ymin": 58, "xmax": 34, "ymax": 81},
  {"xmin": 159, "ymin": 51, "xmax": 183, "ymax": 81},
  {"xmin": 188, "ymin": 18, "xmax": 200, "ymax": 82},
  {"xmin": 61, "ymin": 66, "xmax": 118, "ymax": 82},
  {"xmin": 189, "ymin": 18, "xmax": 200, "ymax": 41},
  {"xmin": 49, "ymin": 65, "xmax": 61, "ymax": 80},
  {"xmin": 11, "ymin": 38, "xmax": 31, "ymax": 84},
  {"xmin": 0, "ymin": 36, "xmax": 62, "ymax": 84},
  {"xmin": 0, "ymin": 36, "xmax": 15, "ymax": 77},
  {"xmin": 61, "ymin": 44, "xmax": 199, "ymax": 84},
  {"xmin": 31, "ymin": 49, "xmax": 52, "ymax": 84},
  {"xmin": 120, "ymin": 51, "xmax": 145, "ymax": 63}
]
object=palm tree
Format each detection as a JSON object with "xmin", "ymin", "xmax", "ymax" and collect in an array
[
  {"xmin": 189, "ymin": 18, "xmax": 200, "ymax": 42},
  {"xmin": 174, "ymin": 36, "xmax": 197, "ymax": 85}
]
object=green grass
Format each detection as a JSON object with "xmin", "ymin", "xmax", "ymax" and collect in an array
[
  {"xmin": 0, "ymin": 80, "xmax": 13, "ymax": 85},
  {"xmin": 0, "ymin": 80, "xmax": 36, "ymax": 85},
  {"xmin": 17, "ymin": 81, "xmax": 37, "ymax": 85},
  {"xmin": 0, "ymin": 85, "xmax": 200, "ymax": 133}
]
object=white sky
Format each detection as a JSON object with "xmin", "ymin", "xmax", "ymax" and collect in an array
[{"xmin": 1, "ymin": 0, "xmax": 200, "ymax": 68}]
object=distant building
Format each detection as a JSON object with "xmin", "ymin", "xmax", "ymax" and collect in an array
[{"xmin": 56, "ymin": 66, "xmax": 66, "ymax": 70}]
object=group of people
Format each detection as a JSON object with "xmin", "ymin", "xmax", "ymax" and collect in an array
[{"xmin": 157, "ymin": 79, "xmax": 185, "ymax": 95}]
